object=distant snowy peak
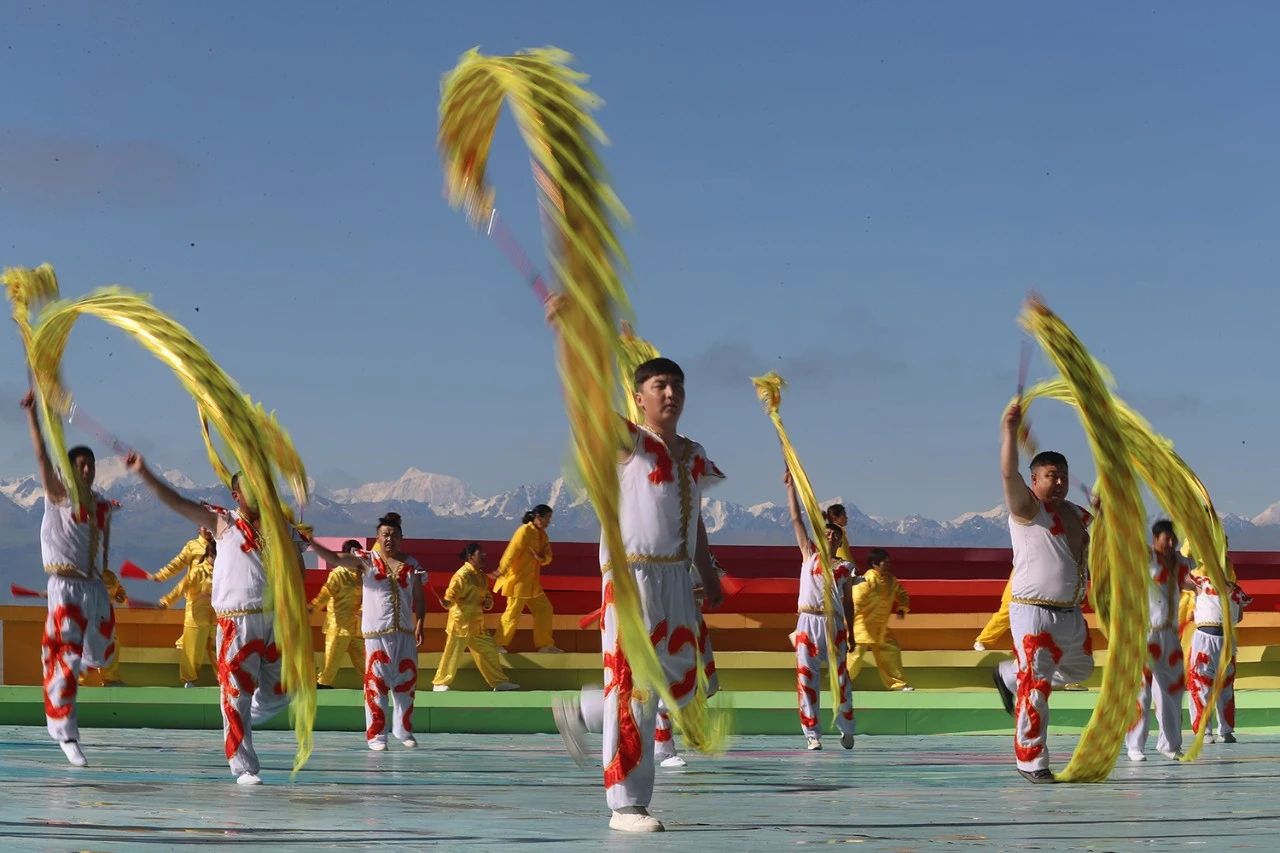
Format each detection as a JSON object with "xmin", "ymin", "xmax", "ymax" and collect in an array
[
  {"xmin": 1252, "ymin": 502, "xmax": 1280, "ymax": 527},
  {"xmin": 951, "ymin": 505, "xmax": 1008, "ymax": 526},
  {"xmin": 0, "ymin": 475, "xmax": 42, "ymax": 509},
  {"xmin": 328, "ymin": 468, "xmax": 478, "ymax": 512}
]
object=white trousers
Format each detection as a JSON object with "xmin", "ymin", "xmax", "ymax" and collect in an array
[
  {"xmin": 1188, "ymin": 629, "xmax": 1235, "ymax": 737},
  {"xmin": 998, "ymin": 603, "xmax": 1094, "ymax": 772},
  {"xmin": 599, "ymin": 564, "xmax": 710, "ymax": 811},
  {"xmin": 217, "ymin": 613, "xmax": 289, "ymax": 777},
  {"xmin": 1125, "ymin": 625, "xmax": 1185, "ymax": 755},
  {"xmin": 364, "ymin": 633, "xmax": 418, "ymax": 745},
  {"xmin": 794, "ymin": 613, "xmax": 855, "ymax": 739},
  {"xmin": 43, "ymin": 576, "xmax": 115, "ymax": 742}
]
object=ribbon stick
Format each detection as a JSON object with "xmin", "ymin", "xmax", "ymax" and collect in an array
[
  {"xmin": 439, "ymin": 47, "xmax": 724, "ymax": 752},
  {"xmin": 4, "ymin": 272, "xmax": 316, "ymax": 775},
  {"xmin": 1017, "ymin": 296, "xmax": 1149, "ymax": 783},
  {"xmin": 750, "ymin": 372, "xmax": 844, "ymax": 729}
]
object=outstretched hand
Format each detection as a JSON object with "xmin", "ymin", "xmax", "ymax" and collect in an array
[
  {"xmin": 782, "ymin": 468, "xmax": 793, "ymax": 487},
  {"xmin": 19, "ymin": 389, "xmax": 35, "ymax": 411},
  {"xmin": 544, "ymin": 292, "xmax": 568, "ymax": 326}
]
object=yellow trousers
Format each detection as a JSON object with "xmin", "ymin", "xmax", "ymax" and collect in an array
[
  {"xmin": 432, "ymin": 632, "xmax": 507, "ymax": 688},
  {"xmin": 178, "ymin": 624, "xmax": 216, "ymax": 683},
  {"xmin": 848, "ymin": 635, "xmax": 910, "ymax": 690},
  {"xmin": 79, "ymin": 646, "xmax": 123, "ymax": 685},
  {"xmin": 493, "ymin": 593, "xmax": 555, "ymax": 649},
  {"xmin": 318, "ymin": 633, "xmax": 366, "ymax": 686},
  {"xmin": 975, "ymin": 578, "xmax": 1014, "ymax": 647}
]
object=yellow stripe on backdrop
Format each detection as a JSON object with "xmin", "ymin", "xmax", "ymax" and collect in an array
[{"xmin": 439, "ymin": 47, "xmax": 725, "ymax": 752}]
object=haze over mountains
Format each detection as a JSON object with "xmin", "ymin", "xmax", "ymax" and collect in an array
[{"xmin": 4, "ymin": 463, "xmax": 1279, "ymax": 602}]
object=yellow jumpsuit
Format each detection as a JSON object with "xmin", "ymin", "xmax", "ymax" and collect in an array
[
  {"xmin": 154, "ymin": 537, "xmax": 216, "ymax": 684},
  {"xmin": 432, "ymin": 562, "xmax": 509, "ymax": 688},
  {"xmin": 974, "ymin": 575, "xmax": 1014, "ymax": 648},
  {"xmin": 493, "ymin": 522, "xmax": 555, "ymax": 650},
  {"xmin": 79, "ymin": 568, "xmax": 128, "ymax": 685},
  {"xmin": 835, "ymin": 528, "xmax": 853, "ymax": 563},
  {"xmin": 310, "ymin": 565, "xmax": 364, "ymax": 686},
  {"xmin": 848, "ymin": 568, "xmax": 911, "ymax": 690}
]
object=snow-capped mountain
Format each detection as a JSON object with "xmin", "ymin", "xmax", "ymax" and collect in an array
[
  {"xmin": 327, "ymin": 468, "xmax": 478, "ymax": 513},
  {"xmin": 5, "ymin": 465, "xmax": 1280, "ymax": 602}
]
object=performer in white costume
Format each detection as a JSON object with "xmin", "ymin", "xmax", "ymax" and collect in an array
[
  {"xmin": 308, "ymin": 515, "xmax": 426, "ymax": 750},
  {"xmin": 22, "ymin": 390, "xmax": 116, "ymax": 768},
  {"xmin": 552, "ymin": 356, "xmax": 725, "ymax": 833},
  {"xmin": 1187, "ymin": 572, "xmax": 1251, "ymax": 743},
  {"xmin": 1126, "ymin": 520, "xmax": 1196, "ymax": 761},
  {"xmin": 130, "ymin": 455, "xmax": 299, "ymax": 784},
  {"xmin": 994, "ymin": 403, "xmax": 1095, "ymax": 784},
  {"xmin": 783, "ymin": 468, "xmax": 855, "ymax": 751}
]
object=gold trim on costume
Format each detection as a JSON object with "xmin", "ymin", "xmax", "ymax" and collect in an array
[
  {"xmin": 44, "ymin": 562, "xmax": 89, "ymax": 578},
  {"xmin": 798, "ymin": 606, "xmax": 825, "ymax": 615},
  {"xmin": 1011, "ymin": 596, "xmax": 1081, "ymax": 609},
  {"xmin": 216, "ymin": 607, "xmax": 264, "ymax": 618}
]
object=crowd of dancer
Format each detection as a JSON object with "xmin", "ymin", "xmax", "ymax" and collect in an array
[{"xmin": 19, "ymin": 345, "xmax": 1254, "ymax": 826}]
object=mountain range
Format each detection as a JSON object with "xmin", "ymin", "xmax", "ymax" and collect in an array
[{"xmin": 3, "ymin": 462, "xmax": 1280, "ymax": 602}]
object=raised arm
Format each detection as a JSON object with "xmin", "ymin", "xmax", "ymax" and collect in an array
[
  {"xmin": 1001, "ymin": 403, "xmax": 1038, "ymax": 522},
  {"xmin": 21, "ymin": 390, "xmax": 67, "ymax": 504},
  {"xmin": 304, "ymin": 536, "xmax": 365, "ymax": 572},
  {"xmin": 783, "ymin": 468, "xmax": 814, "ymax": 558},
  {"xmin": 127, "ymin": 452, "xmax": 218, "ymax": 529}
]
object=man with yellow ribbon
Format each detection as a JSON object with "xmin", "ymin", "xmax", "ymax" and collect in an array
[{"xmin": 994, "ymin": 403, "xmax": 1095, "ymax": 783}]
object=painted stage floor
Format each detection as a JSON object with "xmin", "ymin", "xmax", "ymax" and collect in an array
[{"xmin": 1, "ymin": 726, "xmax": 1277, "ymax": 851}]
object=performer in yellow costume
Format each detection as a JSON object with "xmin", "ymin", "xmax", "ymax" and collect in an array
[
  {"xmin": 847, "ymin": 548, "xmax": 913, "ymax": 691},
  {"xmin": 493, "ymin": 505, "xmax": 560, "ymax": 653},
  {"xmin": 79, "ymin": 567, "xmax": 128, "ymax": 686},
  {"xmin": 824, "ymin": 504, "xmax": 853, "ymax": 562},
  {"xmin": 150, "ymin": 527, "xmax": 217, "ymax": 686},
  {"xmin": 309, "ymin": 538, "xmax": 365, "ymax": 688},
  {"xmin": 974, "ymin": 576, "xmax": 1014, "ymax": 651},
  {"xmin": 432, "ymin": 544, "xmax": 518, "ymax": 692}
]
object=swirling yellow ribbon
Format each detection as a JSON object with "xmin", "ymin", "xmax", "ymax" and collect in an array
[{"xmin": 439, "ymin": 47, "xmax": 724, "ymax": 751}]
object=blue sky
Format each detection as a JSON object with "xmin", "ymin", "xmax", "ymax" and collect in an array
[{"xmin": 2, "ymin": 2, "xmax": 1278, "ymax": 521}]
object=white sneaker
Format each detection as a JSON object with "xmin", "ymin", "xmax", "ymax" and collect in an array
[
  {"xmin": 537, "ymin": 646, "xmax": 564, "ymax": 654},
  {"xmin": 1158, "ymin": 749, "xmax": 1183, "ymax": 760},
  {"xmin": 901, "ymin": 686, "xmax": 915, "ymax": 693},
  {"xmin": 497, "ymin": 647, "xmax": 509, "ymax": 654},
  {"xmin": 609, "ymin": 808, "xmax": 664, "ymax": 833},
  {"xmin": 840, "ymin": 733, "xmax": 856, "ymax": 750},
  {"xmin": 493, "ymin": 682, "xmax": 520, "ymax": 691},
  {"xmin": 236, "ymin": 773, "xmax": 262, "ymax": 785},
  {"xmin": 183, "ymin": 681, "xmax": 196, "ymax": 689},
  {"xmin": 1205, "ymin": 733, "xmax": 1219, "ymax": 744},
  {"xmin": 402, "ymin": 737, "xmax": 418, "ymax": 749},
  {"xmin": 973, "ymin": 641, "xmax": 987, "ymax": 652},
  {"xmin": 552, "ymin": 693, "xmax": 591, "ymax": 769},
  {"xmin": 432, "ymin": 684, "xmax": 450, "ymax": 693},
  {"xmin": 659, "ymin": 755, "xmax": 687, "ymax": 768},
  {"xmin": 60, "ymin": 740, "xmax": 88, "ymax": 767},
  {"xmin": 806, "ymin": 736, "xmax": 822, "ymax": 751},
  {"xmin": 1127, "ymin": 749, "xmax": 1146, "ymax": 762},
  {"xmin": 368, "ymin": 740, "xmax": 387, "ymax": 751}
]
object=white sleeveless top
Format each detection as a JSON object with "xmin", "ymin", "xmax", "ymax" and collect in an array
[
  {"xmin": 210, "ymin": 508, "xmax": 270, "ymax": 614},
  {"xmin": 359, "ymin": 549, "xmax": 425, "ymax": 637},
  {"xmin": 797, "ymin": 551, "xmax": 853, "ymax": 615},
  {"xmin": 1147, "ymin": 553, "xmax": 1194, "ymax": 630},
  {"xmin": 1190, "ymin": 575, "xmax": 1250, "ymax": 627},
  {"xmin": 600, "ymin": 423, "xmax": 725, "ymax": 572},
  {"xmin": 40, "ymin": 493, "xmax": 112, "ymax": 579},
  {"xmin": 1009, "ymin": 500, "xmax": 1091, "ymax": 608}
]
